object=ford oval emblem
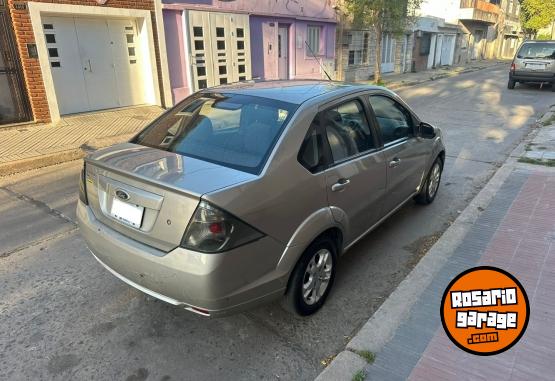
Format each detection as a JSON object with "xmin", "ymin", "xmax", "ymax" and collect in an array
[{"xmin": 115, "ymin": 189, "xmax": 130, "ymax": 201}]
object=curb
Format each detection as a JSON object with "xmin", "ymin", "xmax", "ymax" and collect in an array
[
  {"xmin": 384, "ymin": 62, "xmax": 505, "ymax": 91},
  {"xmin": 0, "ymin": 133, "xmax": 135, "ymax": 177},
  {"xmin": 0, "ymin": 149, "xmax": 84, "ymax": 177}
]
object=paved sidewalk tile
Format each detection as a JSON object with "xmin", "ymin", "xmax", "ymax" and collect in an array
[
  {"xmin": 0, "ymin": 106, "xmax": 163, "ymax": 163},
  {"xmin": 363, "ymin": 169, "xmax": 555, "ymax": 380}
]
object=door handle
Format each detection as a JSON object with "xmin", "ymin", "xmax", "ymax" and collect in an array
[
  {"xmin": 331, "ymin": 178, "xmax": 350, "ymax": 192},
  {"xmin": 389, "ymin": 158, "xmax": 401, "ymax": 168}
]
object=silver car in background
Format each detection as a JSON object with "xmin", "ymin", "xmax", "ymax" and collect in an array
[
  {"xmin": 509, "ymin": 40, "xmax": 555, "ymax": 91},
  {"xmin": 77, "ymin": 81, "xmax": 445, "ymax": 317}
]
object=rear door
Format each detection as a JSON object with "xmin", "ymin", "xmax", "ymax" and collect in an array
[
  {"xmin": 367, "ymin": 94, "xmax": 428, "ymax": 214},
  {"xmin": 320, "ymin": 97, "xmax": 387, "ymax": 243}
]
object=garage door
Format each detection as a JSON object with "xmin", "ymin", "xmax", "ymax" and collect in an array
[{"xmin": 42, "ymin": 16, "xmax": 146, "ymax": 115}]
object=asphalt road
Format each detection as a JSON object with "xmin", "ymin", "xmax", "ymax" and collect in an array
[{"xmin": 2, "ymin": 65, "xmax": 554, "ymax": 381}]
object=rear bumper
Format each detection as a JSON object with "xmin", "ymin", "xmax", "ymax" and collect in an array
[
  {"xmin": 510, "ymin": 71, "xmax": 555, "ymax": 82},
  {"xmin": 77, "ymin": 201, "xmax": 288, "ymax": 317}
]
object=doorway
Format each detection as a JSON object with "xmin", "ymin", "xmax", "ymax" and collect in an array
[
  {"xmin": 0, "ymin": 3, "xmax": 31, "ymax": 125},
  {"xmin": 278, "ymin": 25, "xmax": 289, "ymax": 80},
  {"xmin": 381, "ymin": 33, "xmax": 396, "ymax": 73}
]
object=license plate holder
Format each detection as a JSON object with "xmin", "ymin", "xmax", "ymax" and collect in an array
[
  {"xmin": 526, "ymin": 63, "xmax": 546, "ymax": 70},
  {"xmin": 110, "ymin": 198, "xmax": 144, "ymax": 228}
]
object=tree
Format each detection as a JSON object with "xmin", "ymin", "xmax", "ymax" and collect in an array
[
  {"xmin": 519, "ymin": 0, "xmax": 555, "ymax": 36},
  {"xmin": 342, "ymin": 0, "xmax": 421, "ymax": 83}
]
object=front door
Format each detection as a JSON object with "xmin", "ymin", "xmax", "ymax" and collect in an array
[
  {"xmin": 0, "ymin": 3, "xmax": 31, "ymax": 124},
  {"xmin": 368, "ymin": 94, "xmax": 428, "ymax": 213},
  {"xmin": 434, "ymin": 34, "xmax": 443, "ymax": 67},
  {"xmin": 381, "ymin": 33, "xmax": 396, "ymax": 73},
  {"xmin": 278, "ymin": 26, "xmax": 289, "ymax": 80},
  {"xmin": 472, "ymin": 30, "xmax": 484, "ymax": 60},
  {"xmin": 441, "ymin": 35, "xmax": 455, "ymax": 66},
  {"xmin": 322, "ymin": 98, "xmax": 386, "ymax": 243}
]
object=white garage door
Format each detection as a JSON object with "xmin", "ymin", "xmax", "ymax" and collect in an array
[{"xmin": 42, "ymin": 16, "xmax": 146, "ymax": 115}]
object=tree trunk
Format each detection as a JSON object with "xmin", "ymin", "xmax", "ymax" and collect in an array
[{"xmin": 374, "ymin": 23, "xmax": 382, "ymax": 84}]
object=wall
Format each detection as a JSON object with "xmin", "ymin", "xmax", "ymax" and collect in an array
[
  {"xmin": 163, "ymin": 1, "xmax": 337, "ymax": 100},
  {"xmin": 7, "ymin": 0, "xmax": 163, "ymax": 123},
  {"xmin": 163, "ymin": 9, "xmax": 190, "ymax": 102},
  {"xmin": 340, "ymin": 31, "xmax": 412, "ymax": 81},
  {"xmin": 162, "ymin": 0, "xmax": 337, "ymax": 21}
]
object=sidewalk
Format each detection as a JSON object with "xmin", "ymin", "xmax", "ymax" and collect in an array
[
  {"xmin": 317, "ymin": 120, "xmax": 555, "ymax": 380},
  {"xmin": 0, "ymin": 105, "xmax": 163, "ymax": 176},
  {"xmin": 368, "ymin": 60, "xmax": 506, "ymax": 91}
]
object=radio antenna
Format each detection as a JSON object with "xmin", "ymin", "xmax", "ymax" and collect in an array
[{"xmin": 305, "ymin": 40, "xmax": 332, "ymax": 81}]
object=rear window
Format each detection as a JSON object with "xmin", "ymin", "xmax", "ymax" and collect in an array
[
  {"xmin": 133, "ymin": 93, "xmax": 298, "ymax": 174},
  {"xmin": 517, "ymin": 43, "xmax": 555, "ymax": 60}
]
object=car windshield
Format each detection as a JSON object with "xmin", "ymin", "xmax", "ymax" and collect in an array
[
  {"xmin": 132, "ymin": 93, "xmax": 298, "ymax": 174},
  {"xmin": 517, "ymin": 43, "xmax": 555, "ymax": 59}
]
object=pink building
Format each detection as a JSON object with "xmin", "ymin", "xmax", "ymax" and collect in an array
[{"xmin": 162, "ymin": 0, "xmax": 337, "ymax": 103}]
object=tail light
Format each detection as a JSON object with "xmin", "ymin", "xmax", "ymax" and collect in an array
[
  {"xmin": 510, "ymin": 63, "xmax": 516, "ymax": 72},
  {"xmin": 79, "ymin": 162, "xmax": 88, "ymax": 205},
  {"xmin": 181, "ymin": 201, "xmax": 264, "ymax": 253}
]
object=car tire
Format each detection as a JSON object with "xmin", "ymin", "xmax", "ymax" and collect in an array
[
  {"xmin": 282, "ymin": 237, "xmax": 337, "ymax": 316},
  {"xmin": 508, "ymin": 79, "xmax": 516, "ymax": 89},
  {"xmin": 415, "ymin": 157, "xmax": 443, "ymax": 205}
]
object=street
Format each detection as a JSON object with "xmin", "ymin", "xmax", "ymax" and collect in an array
[{"xmin": 1, "ymin": 65, "xmax": 554, "ymax": 380}]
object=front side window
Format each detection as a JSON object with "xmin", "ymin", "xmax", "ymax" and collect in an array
[
  {"xmin": 369, "ymin": 95, "xmax": 414, "ymax": 145},
  {"xmin": 517, "ymin": 43, "xmax": 555, "ymax": 60},
  {"xmin": 133, "ymin": 93, "xmax": 297, "ymax": 174},
  {"xmin": 322, "ymin": 100, "xmax": 375, "ymax": 163}
]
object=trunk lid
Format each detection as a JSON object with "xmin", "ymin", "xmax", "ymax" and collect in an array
[{"xmin": 85, "ymin": 143, "xmax": 256, "ymax": 252}]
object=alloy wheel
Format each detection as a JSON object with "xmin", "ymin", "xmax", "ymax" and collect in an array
[
  {"xmin": 428, "ymin": 162, "xmax": 441, "ymax": 198},
  {"xmin": 302, "ymin": 249, "xmax": 333, "ymax": 305}
]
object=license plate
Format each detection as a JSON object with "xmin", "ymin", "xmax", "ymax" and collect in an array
[
  {"xmin": 111, "ymin": 198, "xmax": 144, "ymax": 228},
  {"xmin": 527, "ymin": 63, "xmax": 545, "ymax": 70}
]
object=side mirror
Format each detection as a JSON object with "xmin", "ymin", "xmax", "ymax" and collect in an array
[{"xmin": 419, "ymin": 122, "xmax": 436, "ymax": 139}]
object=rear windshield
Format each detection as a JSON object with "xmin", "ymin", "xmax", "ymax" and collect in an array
[
  {"xmin": 517, "ymin": 43, "xmax": 555, "ymax": 60},
  {"xmin": 133, "ymin": 93, "xmax": 298, "ymax": 174}
]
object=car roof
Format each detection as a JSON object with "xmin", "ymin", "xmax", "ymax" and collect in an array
[
  {"xmin": 202, "ymin": 80, "xmax": 384, "ymax": 105},
  {"xmin": 523, "ymin": 40, "xmax": 555, "ymax": 43}
]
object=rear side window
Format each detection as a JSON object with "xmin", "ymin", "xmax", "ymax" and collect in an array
[
  {"xmin": 133, "ymin": 93, "xmax": 297, "ymax": 174},
  {"xmin": 517, "ymin": 43, "xmax": 555, "ymax": 60},
  {"xmin": 298, "ymin": 116, "xmax": 326, "ymax": 173},
  {"xmin": 321, "ymin": 100, "xmax": 375, "ymax": 163},
  {"xmin": 368, "ymin": 95, "xmax": 414, "ymax": 145}
]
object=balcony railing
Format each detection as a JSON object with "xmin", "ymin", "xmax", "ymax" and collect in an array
[{"xmin": 459, "ymin": 0, "xmax": 500, "ymax": 24}]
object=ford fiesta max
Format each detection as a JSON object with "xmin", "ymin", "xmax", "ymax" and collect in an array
[{"xmin": 77, "ymin": 81, "xmax": 445, "ymax": 317}]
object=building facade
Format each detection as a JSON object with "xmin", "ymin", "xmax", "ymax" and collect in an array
[
  {"xmin": 418, "ymin": 0, "xmax": 505, "ymax": 63},
  {"xmin": 412, "ymin": 16, "xmax": 460, "ymax": 71},
  {"xmin": 0, "ymin": 0, "xmax": 170, "ymax": 125},
  {"xmin": 162, "ymin": 0, "xmax": 337, "ymax": 104},
  {"xmin": 496, "ymin": 0, "xmax": 523, "ymax": 59}
]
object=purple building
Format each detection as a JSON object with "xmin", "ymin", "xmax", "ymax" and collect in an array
[{"xmin": 161, "ymin": 0, "xmax": 337, "ymax": 103}]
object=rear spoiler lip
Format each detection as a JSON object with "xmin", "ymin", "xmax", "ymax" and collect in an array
[{"xmin": 84, "ymin": 157, "xmax": 203, "ymax": 199}]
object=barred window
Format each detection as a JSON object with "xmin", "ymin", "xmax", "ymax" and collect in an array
[
  {"xmin": 307, "ymin": 25, "xmax": 321, "ymax": 54},
  {"xmin": 347, "ymin": 31, "xmax": 369, "ymax": 66}
]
